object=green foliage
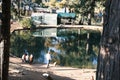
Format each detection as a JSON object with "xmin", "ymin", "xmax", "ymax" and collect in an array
[
  {"xmin": 10, "ymin": 29, "xmax": 101, "ymax": 68},
  {"xmin": 20, "ymin": 18, "xmax": 31, "ymax": 28},
  {"xmin": 50, "ymin": 0, "xmax": 56, "ymax": 7},
  {"xmin": 35, "ymin": 0, "xmax": 42, "ymax": 4},
  {"xmin": 57, "ymin": 29, "xmax": 101, "ymax": 68},
  {"xmin": 10, "ymin": 31, "xmax": 44, "ymax": 58}
]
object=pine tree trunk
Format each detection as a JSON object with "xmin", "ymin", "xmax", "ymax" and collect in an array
[
  {"xmin": 96, "ymin": 0, "xmax": 120, "ymax": 80},
  {"xmin": 1, "ymin": 0, "xmax": 11, "ymax": 80}
]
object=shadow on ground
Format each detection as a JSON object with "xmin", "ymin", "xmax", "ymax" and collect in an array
[{"xmin": 9, "ymin": 69, "xmax": 75, "ymax": 80}]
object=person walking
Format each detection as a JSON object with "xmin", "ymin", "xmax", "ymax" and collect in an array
[{"xmin": 46, "ymin": 52, "xmax": 51, "ymax": 68}]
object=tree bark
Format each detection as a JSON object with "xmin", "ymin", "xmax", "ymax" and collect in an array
[
  {"xmin": 1, "ymin": 0, "xmax": 11, "ymax": 80},
  {"xmin": 96, "ymin": 0, "xmax": 120, "ymax": 80}
]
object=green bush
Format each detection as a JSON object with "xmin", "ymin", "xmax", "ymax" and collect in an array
[{"xmin": 20, "ymin": 18, "xmax": 31, "ymax": 28}]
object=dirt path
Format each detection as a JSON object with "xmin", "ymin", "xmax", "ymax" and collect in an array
[{"xmin": 9, "ymin": 57, "xmax": 96, "ymax": 80}]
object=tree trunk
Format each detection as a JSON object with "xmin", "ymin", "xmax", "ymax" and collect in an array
[
  {"xmin": 96, "ymin": 0, "xmax": 120, "ymax": 80},
  {"xmin": 88, "ymin": 0, "xmax": 96, "ymax": 25},
  {"xmin": 86, "ymin": 33, "xmax": 89, "ymax": 54},
  {"xmin": 1, "ymin": 0, "xmax": 11, "ymax": 80}
]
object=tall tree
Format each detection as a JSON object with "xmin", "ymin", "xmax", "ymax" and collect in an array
[
  {"xmin": 1, "ymin": 0, "xmax": 11, "ymax": 80},
  {"xmin": 96, "ymin": 0, "xmax": 120, "ymax": 80}
]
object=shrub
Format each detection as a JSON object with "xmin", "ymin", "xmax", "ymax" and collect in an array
[{"xmin": 20, "ymin": 18, "xmax": 31, "ymax": 28}]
